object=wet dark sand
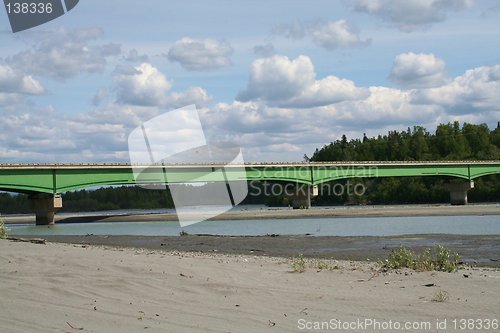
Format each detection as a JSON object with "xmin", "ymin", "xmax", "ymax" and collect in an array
[
  {"xmin": 7, "ymin": 204, "xmax": 500, "ymax": 267},
  {"xmin": 40, "ymin": 234, "xmax": 500, "ymax": 267}
]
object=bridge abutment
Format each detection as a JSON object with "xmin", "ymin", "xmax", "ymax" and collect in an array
[
  {"xmin": 30, "ymin": 195, "xmax": 62, "ymax": 225},
  {"xmin": 444, "ymin": 181, "xmax": 474, "ymax": 205}
]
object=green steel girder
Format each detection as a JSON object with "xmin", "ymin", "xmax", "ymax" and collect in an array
[
  {"xmin": 311, "ymin": 164, "xmax": 472, "ymax": 184},
  {"xmin": 245, "ymin": 166, "xmax": 313, "ymax": 184},
  {"xmin": 0, "ymin": 162, "xmax": 499, "ymax": 195},
  {"xmin": 0, "ymin": 169, "xmax": 55, "ymax": 194},
  {"xmin": 468, "ymin": 165, "xmax": 500, "ymax": 179}
]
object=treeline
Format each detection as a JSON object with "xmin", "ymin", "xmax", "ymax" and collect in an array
[
  {"xmin": 306, "ymin": 122, "xmax": 500, "ymax": 162},
  {"xmin": 0, "ymin": 186, "xmax": 175, "ymax": 214},
  {"xmin": 305, "ymin": 122, "xmax": 500, "ymax": 205},
  {"xmin": 62, "ymin": 186, "xmax": 174, "ymax": 211}
]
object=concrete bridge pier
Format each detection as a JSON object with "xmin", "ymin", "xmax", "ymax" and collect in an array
[
  {"xmin": 30, "ymin": 194, "xmax": 62, "ymax": 225},
  {"xmin": 290, "ymin": 185, "xmax": 318, "ymax": 209},
  {"xmin": 444, "ymin": 181, "xmax": 474, "ymax": 205}
]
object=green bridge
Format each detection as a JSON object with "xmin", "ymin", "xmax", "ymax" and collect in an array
[{"xmin": 1, "ymin": 161, "xmax": 499, "ymax": 224}]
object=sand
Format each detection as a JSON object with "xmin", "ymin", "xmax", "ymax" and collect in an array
[{"xmin": 1, "ymin": 240, "xmax": 499, "ymax": 333}]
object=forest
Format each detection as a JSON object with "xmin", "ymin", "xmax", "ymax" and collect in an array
[
  {"xmin": 0, "ymin": 122, "xmax": 499, "ymax": 214},
  {"xmin": 304, "ymin": 121, "xmax": 500, "ymax": 205}
]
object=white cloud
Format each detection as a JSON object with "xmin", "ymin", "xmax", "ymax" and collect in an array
[
  {"xmin": 331, "ymin": 86, "xmax": 440, "ymax": 127},
  {"xmin": 201, "ymin": 85, "xmax": 443, "ymax": 161},
  {"xmin": 113, "ymin": 63, "xmax": 172, "ymax": 106},
  {"xmin": 1, "ymin": 54, "xmax": 498, "ymax": 163},
  {"xmin": 266, "ymin": 143, "xmax": 302, "ymax": 153},
  {"xmin": 113, "ymin": 63, "xmax": 212, "ymax": 108},
  {"xmin": 389, "ymin": 52, "xmax": 448, "ymax": 88},
  {"xmin": 164, "ymin": 87, "xmax": 212, "ymax": 109},
  {"xmin": 352, "ymin": 0, "xmax": 473, "ymax": 32},
  {"xmin": 411, "ymin": 64, "xmax": 500, "ymax": 114},
  {"xmin": 0, "ymin": 64, "xmax": 44, "ymax": 95},
  {"xmin": 202, "ymin": 101, "xmax": 297, "ymax": 135},
  {"xmin": 167, "ymin": 38, "xmax": 233, "ymax": 71},
  {"xmin": 7, "ymin": 28, "xmax": 121, "ymax": 80},
  {"xmin": 274, "ymin": 19, "xmax": 370, "ymax": 50},
  {"xmin": 310, "ymin": 20, "xmax": 371, "ymax": 50},
  {"xmin": 237, "ymin": 55, "xmax": 368, "ymax": 107}
]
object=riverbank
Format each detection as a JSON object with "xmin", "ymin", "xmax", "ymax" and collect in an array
[
  {"xmin": 1, "ymin": 240, "xmax": 499, "ymax": 333},
  {"xmin": 4, "ymin": 203, "xmax": 500, "ymax": 224},
  {"xmin": 37, "ymin": 234, "xmax": 500, "ymax": 267}
]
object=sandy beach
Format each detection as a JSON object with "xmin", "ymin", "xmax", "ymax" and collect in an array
[
  {"xmin": 1, "ymin": 240, "xmax": 499, "ymax": 333},
  {"xmin": 2, "ymin": 204, "xmax": 499, "ymax": 332}
]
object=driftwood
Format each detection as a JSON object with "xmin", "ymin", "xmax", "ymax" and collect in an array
[
  {"xmin": 6, "ymin": 236, "xmax": 46, "ymax": 244},
  {"xmin": 66, "ymin": 321, "xmax": 84, "ymax": 330}
]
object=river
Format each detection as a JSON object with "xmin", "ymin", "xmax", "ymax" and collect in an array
[{"xmin": 7, "ymin": 214, "xmax": 500, "ymax": 237}]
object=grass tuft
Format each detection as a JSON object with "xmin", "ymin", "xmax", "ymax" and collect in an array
[
  {"xmin": 0, "ymin": 216, "xmax": 8, "ymax": 239},
  {"xmin": 432, "ymin": 290, "xmax": 449, "ymax": 302},
  {"xmin": 381, "ymin": 245, "xmax": 460, "ymax": 273},
  {"xmin": 314, "ymin": 260, "xmax": 340, "ymax": 271},
  {"xmin": 291, "ymin": 254, "xmax": 306, "ymax": 273}
]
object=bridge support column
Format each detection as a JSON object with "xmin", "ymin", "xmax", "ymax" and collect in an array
[
  {"xmin": 290, "ymin": 185, "xmax": 318, "ymax": 209},
  {"xmin": 30, "ymin": 195, "xmax": 62, "ymax": 225},
  {"xmin": 444, "ymin": 181, "xmax": 474, "ymax": 205}
]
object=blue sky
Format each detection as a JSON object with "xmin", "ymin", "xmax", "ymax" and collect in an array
[{"xmin": 1, "ymin": 0, "xmax": 499, "ymax": 162}]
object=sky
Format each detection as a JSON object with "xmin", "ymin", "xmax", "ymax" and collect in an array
[{"xmin": 0, "ymin": 0, "xmax": 499, "ymax": 163}]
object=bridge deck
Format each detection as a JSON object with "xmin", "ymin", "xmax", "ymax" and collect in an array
[{"xmin": 1, "ymin": 160, "xmax": 499, "ymax": 169}]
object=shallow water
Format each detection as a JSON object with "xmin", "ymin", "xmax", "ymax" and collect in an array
[{"xmin": 8, "ymin": 215, "xmax": 500, "ymax": 237}]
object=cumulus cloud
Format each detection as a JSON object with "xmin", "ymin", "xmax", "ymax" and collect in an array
[
  {"xmin": 7, "ymin": 28, "xmax": 121, "ymax": 80},
  {"xmin": 274, "ymin": 19, "xmax": 370, "ymax": 50},
  {"xmin": 203, "ymin": 101, "xmax": 297, "ymax": 135},
  {"xmin": 113, "ymin": 63, "xmax": 212, "ymax": 109},
  {"xmin": 389, "ymin": 52, "xmax": 448, "ymax": 88},
  {"xmin": 1, "ymin": 105, "xmax": 86, "ymax": 161},
  {"xmin": 199, "ymin": 101, "xmax": 319, "ymax": 160},
  {"xmin": 0, "ymin": 94, "xmax": 174, "ymax": 162},
  {"xmin": 0, "ymin": 64, "xmax": 44, "ymax": 95},
  {"xmin": 164, "ymin": 87, "xmax": 212, "ymax": 109},
  {"xmin": 310, "ymin": 20, "xmax": 371, "ymax": 50},
  {"xmin": 2, "ymin": 52, "xmax": 498, "ymax": 162},
  {"xmin": 167, "ymin": 38, "xmax": 233, "ymax": 71},
  {"xmin": 113, "ymin": 63, "xmax": 172, "ymax": 106},
  {"xmin": 352, "ymin": 0, "xmax": 473, "ymax": 32},
  {"xmin": 411, "ymin": 64, "xmax": 500, "ymax": 114},
  {"xmin": 331, "ymin": 86, "xmax": 440, "ymax": 128},
  {"xmin": 237, "ymin": 55, "xmax": 368, "ymax": 108},
  {"xmin": 202, "ymin": 85, "xmax": 442, "ymax": 161}
]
